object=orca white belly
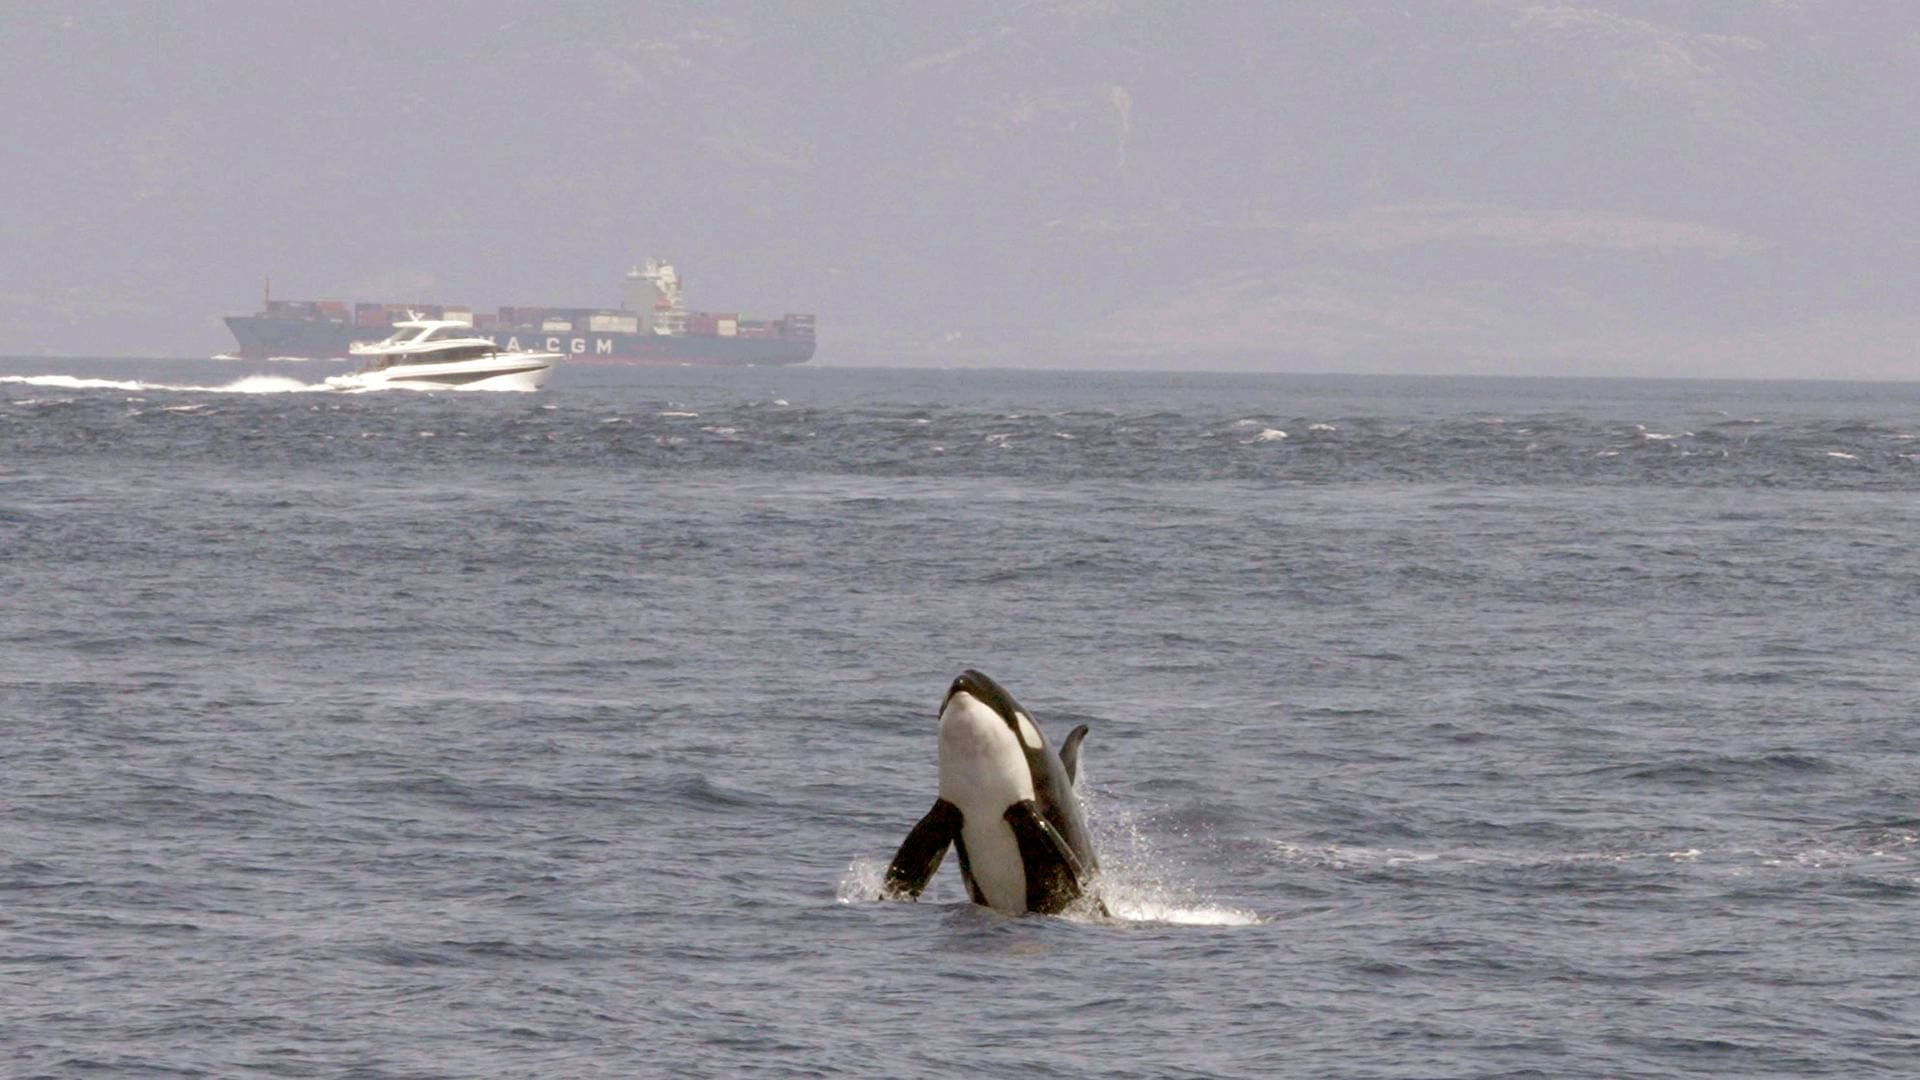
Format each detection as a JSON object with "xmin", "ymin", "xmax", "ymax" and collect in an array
[
  {"xmin": 938, "ymin": 689, "xmax": 1037, "ymax": 913},
  {"xmin": 959, "ymin": 810, "xmax": 1028, "ymax": 911}
]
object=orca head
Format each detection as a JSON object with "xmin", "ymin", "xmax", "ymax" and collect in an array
[
  {"xmin": 944, "ymin": 669, "xmax": 1046, "ymax": 752},
  {"xmin": 936, "ymin": 669, "xmax": 1044, "ymax": 808}
]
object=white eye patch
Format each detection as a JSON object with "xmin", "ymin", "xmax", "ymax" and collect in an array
[{"xmin": 1015, "ymin": 713, "xmax": 1042, "ymax": 750}]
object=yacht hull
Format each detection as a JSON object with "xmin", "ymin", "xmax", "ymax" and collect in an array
[{"xmin": 325, "ymin": 353, "xmax": 557, "ymax": 392}]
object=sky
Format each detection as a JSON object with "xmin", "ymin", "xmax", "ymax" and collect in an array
[{"xmin": 3, "ymin": 0, "xmax": 1917, "ymax": 378}]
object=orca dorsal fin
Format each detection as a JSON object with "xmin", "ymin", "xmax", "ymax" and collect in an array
[{"xmin": 1059, "ymin": 724, "xmax": 1090, "ymax": 785}]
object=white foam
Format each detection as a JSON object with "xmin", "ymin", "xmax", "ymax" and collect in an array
[
  {"xmin": 2, "ymin": 372, "xmax": 322, "ymax": 394},
  {"xmin": 1250, "ymin": 427, "xmax": 1288, "ymax": 443},
  {"xmin": 218, "ymin": 375, "xmax": 318, "ymax": 394},
  {"xmin": 1096, "ymin": 891, "xmax": 1264, "ymax": 927},
  {"xmin": 4, "ymin": 374, "xmax": 150, "ymax": 392}
]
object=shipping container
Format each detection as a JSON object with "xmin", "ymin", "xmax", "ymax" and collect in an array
[
  {"xmin": 589, "ymin": 312, "xmax": 640, "ymax": 333},
  {"xmin": 541, "ymin": 318, "xmax": 573, "ymax": 332}
]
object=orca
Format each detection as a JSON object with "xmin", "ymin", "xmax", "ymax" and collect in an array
[{"xmin": 883, "ymin": 670, "xmax": 1101, "ymax": 915}]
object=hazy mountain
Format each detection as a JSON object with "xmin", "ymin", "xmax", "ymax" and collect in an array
[{"xmin": 4, "ymin": 1, "xmax": 1915, "ymax": 377}]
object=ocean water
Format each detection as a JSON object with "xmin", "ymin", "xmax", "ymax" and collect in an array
[{"xmin": 3, "ymin": 358, "xmax": 1918, "ymax": 1078}]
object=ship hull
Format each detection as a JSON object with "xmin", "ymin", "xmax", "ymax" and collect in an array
[{"xmin": 224, "ymin": 316, "xmax": 815, "ymax": 366}]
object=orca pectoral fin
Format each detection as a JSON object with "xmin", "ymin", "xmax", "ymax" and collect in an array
[
  {"xmin": 1059, "ymin": 724, "xmax": 1090, "ymax": 786},
  {"xmin": 1004, "ymin": 799, "xmax": 1091, "ymax": 913},
  {"xmin": 883, "ymin": 798, "xmax": 962, "ymax": 900}
]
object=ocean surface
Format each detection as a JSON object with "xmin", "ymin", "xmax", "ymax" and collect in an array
[{"xmin": 3, "ymin": 357, "xmax": 1918, "ymax": 1078}]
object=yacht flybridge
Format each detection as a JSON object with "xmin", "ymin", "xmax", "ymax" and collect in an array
[{"xmin": 326, "ymin": 319, "xmax": 558, "ymax": 391}]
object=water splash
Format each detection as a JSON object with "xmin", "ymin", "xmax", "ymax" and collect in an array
[
  {"xmin": 836, "ymin": 856, "xmax": 890, "ymax": 905},
  {"xmin": 1079, "ymin": 787, "xmax": 1263, "ymax": 927},
  {"xmin": 840, "ymin": 790, "xmax": 1262, "ymax": 927}
]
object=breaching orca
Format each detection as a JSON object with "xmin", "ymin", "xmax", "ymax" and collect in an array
[{"xmin": 883, "ymin": 670, "xmax": 1101, "ymax": 915}]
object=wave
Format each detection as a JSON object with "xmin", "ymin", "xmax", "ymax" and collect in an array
[
  {"xmin": 2, "ymin": 373, "xmax": 323, "ymax": 394},
  {"xmin": 3, "ymin": 372, "xmax": 542, "ymax": 396},
  {"xmin": 1264, "ymin": 826, "xmax": 1920, "ymax": 882}
]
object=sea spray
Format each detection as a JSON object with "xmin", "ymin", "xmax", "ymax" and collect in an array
[
  {"xmin": 840, "ymin": 781, "xmax": 1261, "ymax": 926},
  {"xmin": 1077, "ymin": 778, "xmax": 1262, "ymax": 927}
]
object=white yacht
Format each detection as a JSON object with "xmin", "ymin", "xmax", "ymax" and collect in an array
[{"xmin": 325, "ymin": 319, "xmax": 559, "ymax": 392}]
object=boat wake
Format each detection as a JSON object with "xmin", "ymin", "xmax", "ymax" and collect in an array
[
  {"xmin": 1, "ymin": 373, "xmax": 538, "ymax": 395},
  {"xmin": 2, "ymin": 373, "xmax": 323, "ymax": 394}
]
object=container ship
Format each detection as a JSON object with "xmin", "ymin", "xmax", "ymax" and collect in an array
[{"xmin": 223, "ymin": 259, "xmax": 815, "ymax": 365}]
